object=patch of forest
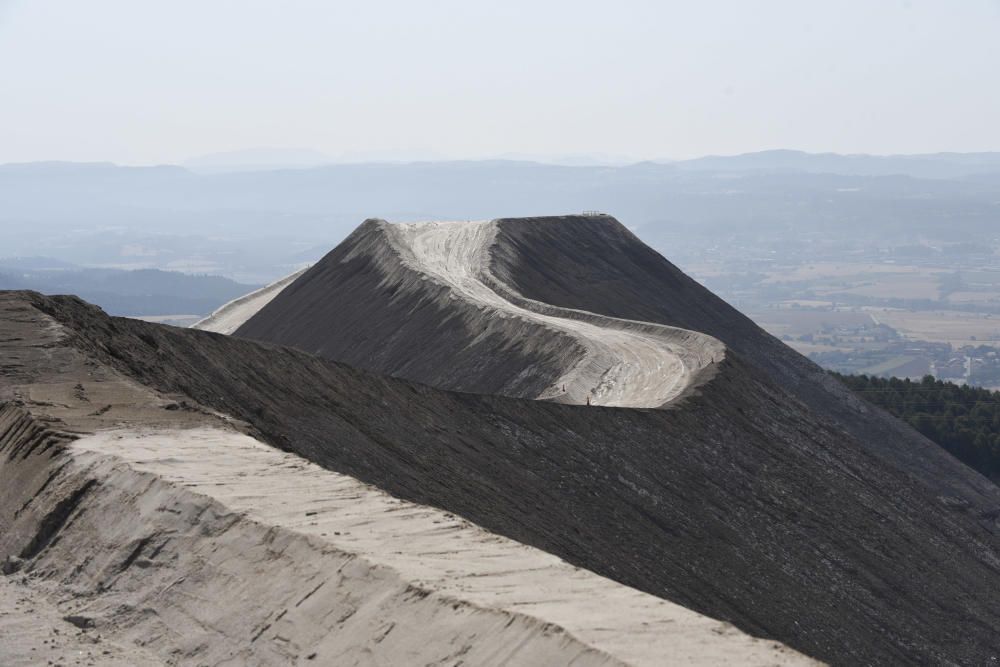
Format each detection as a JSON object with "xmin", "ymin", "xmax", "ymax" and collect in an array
[{"xmin": 837, "ymin": 373, "xmax": 1000, "ymax": 482}]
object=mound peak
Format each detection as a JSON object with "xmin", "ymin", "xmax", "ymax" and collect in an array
[
  {"xmin": 238, "ymin": 214, "xmax": 724, "ymax": 408},
  {"xmin": 237, "ymin": 213, "xmax": 1000, "ymax": 504}
]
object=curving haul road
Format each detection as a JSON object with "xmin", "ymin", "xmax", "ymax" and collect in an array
[{"xmin": 385, "ymin": 220, "xmax": 723, "ymax": 409}]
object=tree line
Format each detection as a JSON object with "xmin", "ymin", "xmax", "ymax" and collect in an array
[{"xmin": 835, "ymin": 373, "xmax": 1000, "ymax": 482}]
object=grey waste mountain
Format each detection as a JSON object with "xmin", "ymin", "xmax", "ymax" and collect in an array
[
  {"xmin": 7, "ymin": 282, "xmax": 999, "ymax": 665},
  {"xmin": 9, "ymin": 213, "xmax": 984, "ymax": 664},
  {"xmin": 239, "ymin": 215, "xmax": 999, "ymax": 507}
]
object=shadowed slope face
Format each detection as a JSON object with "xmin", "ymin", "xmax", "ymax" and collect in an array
[
  {"xmin": 235, "ymin": 219, "xmax": 577, "ymax": 398},
  {"xmin": 237, "ymin": 218, "xmax": 722, "ymax": 407},
  {"xmin": 18, "ymin": 292, "xmax": 1000, "ymax": 665}
]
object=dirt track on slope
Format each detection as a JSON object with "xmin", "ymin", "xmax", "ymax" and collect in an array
[
  {"xmin": 387, "ymin": 220, "xmax": 722, "ymax": 407},
  {"xmin": 193, "ymin": 267, "xmax": 308, "ymax": 335}
]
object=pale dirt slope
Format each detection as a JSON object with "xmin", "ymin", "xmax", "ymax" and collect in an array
[
  {"xmin": 0, "ymin": 416, "xmax": 814, "ymax": 666},
  {"xmin": 0, "ymin": 576, "xmax": 162, "ymax": 666},
  {"xmin": 192, "ymin": 267, "xmax": 308, "ymax": 335},
  {"xmin": 388, "ymin": 220, "xmax": 724, "ymax": 407},
  {"xmin": 76, "ymin": 426, "xmax": 814, "ymax": 666}
]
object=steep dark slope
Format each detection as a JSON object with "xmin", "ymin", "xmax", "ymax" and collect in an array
[
  {"xmin": 236, "ymin": 219, "xmax": 586, "ymax": 398},
  {"xmin": 488, "ymin": 215, "xmax": 1000, "ymax": 507},
  {"xmin": 236, "ymin": 218, "xmax": 722, "ymax": 408},
  {"xmin": 16, "ymin": 291, "xmax": 1000, "ymax": 665},
  {"xmin": 239, "ymin": 215, "xmax": 999, "ymax": 512}
]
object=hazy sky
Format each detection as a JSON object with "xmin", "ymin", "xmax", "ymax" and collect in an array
[{"xmin": 1, "ymin": 0, "xmax": 998, "ymax": 165}]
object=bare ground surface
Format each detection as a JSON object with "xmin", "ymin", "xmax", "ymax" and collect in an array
[
  {"xmin": 192, "ymin": 267, "xmax": 308, "ymax": 335},
  {"xmin": 0, "ymin": 576, "xmax": 162, "ymax": 666},
  {"xmin": 69, "ymin": 426, "xmax": 811, "ymax": 666},
  {"xmin": 385, "ymin": 220, "xmax": 722, "ymax": 407},
  {"xmin": 238, "ymin": 218, "xmax": 721, "ymax": 407},
  {"xmin": 0, "ymin": 293, "xmax": 812, "ymax": 666},
  {"xmin": 8, "ymin": 290, "xmax": 1000, "ymax": 664},
  {"xmin": 487, "ymin": 215, "xmax": 1000, "ymax": 509},
  {"xmin": 227, "ymin": 216, "xmax": 1000, "ymax": 664}
]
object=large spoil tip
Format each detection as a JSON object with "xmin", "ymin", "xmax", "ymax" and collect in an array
[{"xmin": 384, "ymin": 217, "xmax": 724, "ymax": 408}]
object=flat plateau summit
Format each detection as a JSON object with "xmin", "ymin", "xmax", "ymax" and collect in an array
[{"xmin": 2, "ymin": 215, "xmax": 999, "ymax": 665}]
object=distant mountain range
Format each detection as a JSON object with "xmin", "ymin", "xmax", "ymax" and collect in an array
[
  {"xmin": 673, "ymin": 149, "xmax": 1000, "ymax": 179},
  {"xmin": 177, "ymin": 147, "xmax": 1000, "ymax": 177},
  {"xmin": 180, "ymin": 147, "xmax": 645, "ymax": 171},
  {"xmin": 2, "ymin": 151, "xmax": 999, "ymax": 284},
  {"xmin": 183, "ymin": 147, "xmax": 335, "ymax": 173}
]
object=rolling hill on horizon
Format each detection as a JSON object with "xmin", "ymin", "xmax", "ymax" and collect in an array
[
  {"xmin": 0, "ymin": 259, "xmax": 258, "ymax": 317},
  {"xmin": 3, "ymin": 150, "xmax": 1000, "ymax": 285}
]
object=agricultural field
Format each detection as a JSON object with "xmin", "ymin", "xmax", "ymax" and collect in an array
[
  {"xmin": 693, "ymin": 255, "xmax": 1000, "ymax": 390},
  {"xmin": 761, "ymin": 263, "xmax": 948, "ymax": 301},
  {"xmin": 868, "ymin": 309, "xmax": 1000, "ymax": 347}
]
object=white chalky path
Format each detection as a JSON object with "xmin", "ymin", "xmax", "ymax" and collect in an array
[{"xmin": 388, "ymin": 220, "xmax": 722, "ymax": 408}]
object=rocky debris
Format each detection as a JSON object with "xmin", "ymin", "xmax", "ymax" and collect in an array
[
  {"xmin": 0, "ymin": 575, "xmax": 161, "ymax": 666},
  {"xmin": 2, "ymin": 555, "xmax": 23, "ymax": 574}
]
